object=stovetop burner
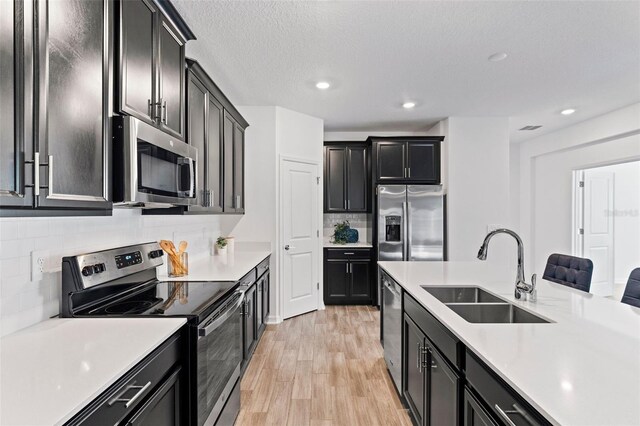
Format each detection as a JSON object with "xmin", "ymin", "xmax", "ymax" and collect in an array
[{"xmin": 103, "ymin": 299, "xmax": 162, "ymax": 314}]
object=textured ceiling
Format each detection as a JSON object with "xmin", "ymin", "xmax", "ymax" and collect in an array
[{"xmin": 172, "ymin": 1, "xmax": 640, "ymax": 142}]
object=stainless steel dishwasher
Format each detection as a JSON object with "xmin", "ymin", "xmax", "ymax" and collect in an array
[{"xmin": 382, "ymin": 272, "xmax": 402, "ymax": 392}]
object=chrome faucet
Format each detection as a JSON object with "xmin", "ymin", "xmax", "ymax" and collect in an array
[{"xmin": 477, "ymin": 228, "xmax": 537, "ymax": 302}]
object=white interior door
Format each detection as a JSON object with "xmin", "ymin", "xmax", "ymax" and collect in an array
[
  {"xmin": 281, "ymin": 159, "xmax": 319, "ymax": 318},
  {"xmin": 583, "ymin": 169, "xmax": 615, "ymax": 296}
]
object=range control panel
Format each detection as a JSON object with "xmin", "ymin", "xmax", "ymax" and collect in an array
[{"xmin": 115, "ymin": 251, "xmax": 143, "ymax": 269}]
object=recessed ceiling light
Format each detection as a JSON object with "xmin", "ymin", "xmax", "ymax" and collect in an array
[
  {"xmin": 488, "ymin": 52, "xmax": 508, "ymax": 62},
  {"xmin": 560, "ymin": 108, "xmax": 576, "ymax": 115},
  {"xmin": 402, "ymin": 102, "xmax": 416, "ymax": 109},
  {"xmin": 315, "ymin": 81, "xmax": 330, "ymax": 90}
]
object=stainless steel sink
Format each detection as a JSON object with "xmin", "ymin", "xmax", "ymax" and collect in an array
[
  {"xmin": 446, "ymin": 303, "xmax": 551, "ymax": 324},
  {"xmin": 422, "ymin": 286, "xmax": 505, "ymax": 304}
]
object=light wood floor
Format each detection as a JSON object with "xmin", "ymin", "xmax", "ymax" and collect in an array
[{"xmin": 235, "ymin": 305, "xmax": 412, "ymax": 426}]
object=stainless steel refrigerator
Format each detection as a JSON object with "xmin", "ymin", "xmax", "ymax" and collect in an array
[{"xmin": 377, "ymin": 184, "xmax": 445, "ymax": 263}]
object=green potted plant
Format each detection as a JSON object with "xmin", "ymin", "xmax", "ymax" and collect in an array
[
  {"xmin": 215, "ymin": 236, "xmax": 228, "ymax": 255},
  {"xmin": 331, "ymin": 221, "xmax": 350, "ymax": 244}
]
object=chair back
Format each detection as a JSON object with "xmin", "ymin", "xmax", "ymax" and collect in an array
[
  {"xmin": 542, "ymin": 253, "xmax": 593, "ymax": 292},
  {"xmin": 621, "ymin": 268, "xmax": 640, "ymax": 308}
]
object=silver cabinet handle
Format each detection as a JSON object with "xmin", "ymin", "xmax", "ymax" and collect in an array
[
  {"xmin": 416, "ymin": 342, "xmax": 422, "ymax": 372},
  {"xmin": 162, "ymin": 99, "xmax": 167, "ymax": 124},
  {"xmin": 408, "ymin": 167, "xmax": 411, "ymax": 178},
  {"xmin": 109, "ymin": 381, "xmax": 152, "ymax": 408},
  {"xmin": 148, "ymin": 99, "xmax": 153, "ymax": 119},
  {"xmin": 236, "ymin": 195, "xmax": 241, "ymax": 209},
  {"xmin": 344, "ymin": 252, "xmax": 354, "ymax": 255},
  {"xmin": 34, "ymin": 152, "xmax": 40, "ymax": 196},
  {"xmin": 347, "ymin": 199, "xmax": 351, "ymax": 209},
  {"xmin": 494, "ymin": 404, "xmax": 518, "ymax": 426}
]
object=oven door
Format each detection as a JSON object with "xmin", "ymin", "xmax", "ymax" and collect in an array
[
  {"xmin": 196, "ymin": 290, "xmax": 244, "ymax": 426},
  {"xmin": 121, "ymin": 116, "xmax": 197, "ymax": 206}
]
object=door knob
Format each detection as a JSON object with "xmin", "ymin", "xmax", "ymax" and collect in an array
[{"xmin": 284, "ymin": 245, "xmax": 290, "ymax": 251}]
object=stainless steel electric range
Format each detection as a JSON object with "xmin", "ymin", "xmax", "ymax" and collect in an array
[{"xmin": 60, "ymin": 242, "xmax": 242, "ymax": 426}]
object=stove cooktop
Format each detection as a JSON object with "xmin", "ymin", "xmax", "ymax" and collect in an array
[{"xmin": 75, "ymin": 280, "xmax": 238, "ymax": 323}]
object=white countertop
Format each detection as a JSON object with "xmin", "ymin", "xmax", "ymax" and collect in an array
[
  {"xmin": 0, "ymin": 318, "xmax": 186, "ymax": 426},
  {"xmin": 323, "ymin": 238, "xmax": 373, "ymax": 248},
  {"xmin": 156, "ymin": 248, "xmax": 271, "ymax": 282},
  {"xmin": 378, "ymin": 261, "xmax": 640, "ymax": 426}
]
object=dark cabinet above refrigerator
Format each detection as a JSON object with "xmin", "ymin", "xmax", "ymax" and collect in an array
[{"xmin": 369, "ymin": 136, "xmax": 444, "ymax": 184}]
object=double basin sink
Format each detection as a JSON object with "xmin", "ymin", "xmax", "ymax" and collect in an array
[{"xmin": 422, "ymin": 286, "xmax": 551, "ymax": 324}]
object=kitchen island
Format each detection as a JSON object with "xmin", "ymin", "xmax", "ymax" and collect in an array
[{"xmin": 378, "ymin": 261, "xmax": 640, "ymax": 426}]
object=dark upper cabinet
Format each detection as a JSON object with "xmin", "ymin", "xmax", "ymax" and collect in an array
[
  {"xmin": 323, "ymin": 143, "xmax": 370, "ymax": 213},
  {"xmin": 187, "ymin": 73, "xmax": 207, "ymax": 208},
  {"xmin": 1, "ymin": 0, "xmax": 111, "ymax": 213},
  {"xmin": 119, "ymin": 0, "xmax": 156, "ymax": 124},
  {"xmin": 223, "ymin": 112, "xmax": 235, "ymax": 212},
  {"xmin": 0, "ymin": 0, "xmax": 31, "ymax": 209},
  {"xmin": 233, "ymin": 123, "xmax": 245, "ymax": 213},
  {"xmin": 118, "ymin": 0, "xmax": 189, "ymax": 140},
  {"xmin": 157, "ymin": 16, "xmax": 185, "ymax": 138},
  {"xmin": 206, "ymin": 97, "xmax": 223, "ymax": 211},
  {"xmin": 370, "ymin": 137, "xmax": 444, "ymax": 184},
  {"xmin": 323, "ymin": 248, "xmax": 373, "ymax": 304}
]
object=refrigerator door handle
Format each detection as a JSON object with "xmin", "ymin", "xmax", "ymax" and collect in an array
[
  {"xmin": 402, "ymin": 201, "xmax": 408, "ymax": 260},
  {"xmin": 407, "ymin": 201, "xmax": 412, "ymax": 260}
]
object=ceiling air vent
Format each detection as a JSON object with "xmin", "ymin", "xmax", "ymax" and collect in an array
[{"xmin": 519, "ymin": 125, "xmax": 542, "ymax": 131}]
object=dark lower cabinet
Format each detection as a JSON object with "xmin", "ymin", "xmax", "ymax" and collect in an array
[
  {"xmin": 256, "ymin": 277, "xmax": 264, "ymax": 336},
  {"xmin": 323, "ymin": 248, "xmax": 373, "ymax": 304},
  {"xmin": 464, "ymin": 388, "xmax": 498, "ymax": 426},
  {"xmin": 65, "ymin": 331, "xmax": 185, "ymax": 426},
  {"xmin": 262, "ymin": 270, "xmax": 270, "ymax": 324},
  {"xmin": 243, "ymin": 284, "xmax": 257, "ymax": 360},
  {"xmin": 124, "ymin": 367, "xmax": 182, "ymax": 426},
  {"xmin": 403, "ymin": 314, "xmax": 460, "ymax": 426}
]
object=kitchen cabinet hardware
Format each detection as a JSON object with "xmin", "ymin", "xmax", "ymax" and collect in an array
[
  {"xmin": 109, "ymin": 381, "xmax": 152, "ymax": 408},
  {"xmin": 494, "ymin": 404, "xmax": 518, "ymax": 426}
]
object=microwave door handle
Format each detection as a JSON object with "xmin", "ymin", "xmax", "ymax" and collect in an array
[{"xmin": 188, "ymin": 157, "xmax": 195, "ymax": 197}]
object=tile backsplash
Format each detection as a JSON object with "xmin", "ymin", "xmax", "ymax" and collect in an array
[
  {"xmin": 323, "ymin": 213, "xmax": 372, "ymax": 243},
  {"xmin": 0, "ymin": 209, "xmax": 240, "ymax": 336}
]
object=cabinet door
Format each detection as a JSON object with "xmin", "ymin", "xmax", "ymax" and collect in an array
[
  {"xmin": 158, "ymin": 16, "xmax": 185, "ymax": 139},
  {"xmin": 377, "ymin": 141, "xmax": 406, "ymax": 181},
  {"xmin": 349, "ymin": 260, "xmax": 371, "ymax": 301},
  {"xmin": 0, "ymin": 0, "xmax": 30, "ymax": 208},
  {"xmin": 324, "ymin": 146, "xmax": 346, "ymax": 212},
  {"xmin": 243, "ymin": 286, "xmax": 256, "ymax": 359},
  {"xmin": 187, "ymin": 73, "xmax": 207, "ymax": 207},
  {"xmin": 125, "ymin": 367, "xmax": 183, "ymax": 426},
  {"xmin": 262, "ymin": 272, "xmax": 270, "ymax": 322},
  {"xmin": 324, "ymin": 259, "xmax": 349, "ymax": 304},
  {"xmin": 404, "ymin": 315, "xmax": 426, "ymax": 426},
  {"xmin": 233, "ymin": 123, "xmax": 245, "ymax": 213},
  {"xmin": 464, "ymin": 389, "xmax": 498, "ymax": 426},
  {"xmin": 36, "ymin": 0, "xmax": 110, "ymax": 209},
  {"xmin": 407, "ymin": 142, "xmax": 439, "ymax": 183},
  {"xmin": 256, "ymin": 278, "xmax": 264, "ymax": 334},
  {"xmin": 346, "ymin": 146, "xmax": 368, "ymax": 212},
  {"xmin": 222, "ymin": 112, "xmax": 235, "ymax": 212},
  {"xmin": 427, "ymin": 345, "xmax": 458, "ymax": 425},
  {"xmin": 119, "ymin": 0, "xmax": 156, "ymax": 124},
  {"xmin": 206, "ymin": 97, "xmax": 224, "ymax": 212}
]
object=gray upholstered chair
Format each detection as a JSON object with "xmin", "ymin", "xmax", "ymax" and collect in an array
[
  {"xmin": 621, "ymin": 268, "xmax": 640, "ymax": 308},
  {"xmin": 542, "ymin": 253, "xmax": 593, "ymax": 292}
]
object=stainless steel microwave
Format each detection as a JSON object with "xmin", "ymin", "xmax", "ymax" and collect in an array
[{"xmin": 113, "ymin": 116, "xmax": 197, "ymax": 207}]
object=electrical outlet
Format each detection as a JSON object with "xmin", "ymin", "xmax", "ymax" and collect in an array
[{"xmin": 31, "ymin": 250, "xmax": 49, "ymax": 282}]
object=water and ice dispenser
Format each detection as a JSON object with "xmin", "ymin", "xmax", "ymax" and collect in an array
[{"xmin": 385, "ymin": 216, "xmax": 402, "ymax": 242}]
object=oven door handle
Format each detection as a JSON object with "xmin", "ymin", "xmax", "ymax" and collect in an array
[
  {"xmin": 187, "ymin": 156, "xmax": 195, "ymax": 198},
  {"xmin": 198, "ymin": 290, "xmax": 244, "ymax": 338}
]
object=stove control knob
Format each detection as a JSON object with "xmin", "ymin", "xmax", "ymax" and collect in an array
[
  {"xmin": 149, "ymin": 250, "xmax": 163, "ymax": 259},
  {"xmin": 82, "ymin": 266, "xmax": 93, "ymax": 277}
]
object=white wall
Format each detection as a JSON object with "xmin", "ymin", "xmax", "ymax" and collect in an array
[
  {"xmin": 445, "ymin": 117, "xmax": 511, "ymax": 263},
  {"xmin": 612, "ymin": 161, "xmax": 640, "ymax": 283},
  {"xmin": 516, "ymin": 103, "xmax": 640, "ymax": 278},
  {"xmin": 0, "ymin": 211, "xmax": 233, "ymax": 336}
]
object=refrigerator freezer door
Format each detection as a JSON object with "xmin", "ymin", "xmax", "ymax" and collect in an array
[
  {"xmin": 377, "ymin": 185, "xmax": 406, "ymax": 261},
  {"xmin": 407, "ymin": 185, "xmax": 444, "ymax": 261}
]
